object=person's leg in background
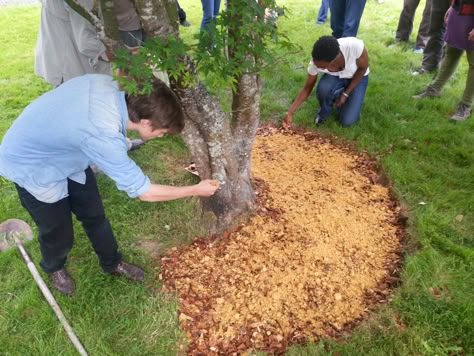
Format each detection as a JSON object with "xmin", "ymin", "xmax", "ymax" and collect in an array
[
  {"xmin": 460, "ymin": 50, "xmax": 474, "ymax": 108},
  {"xmin": 414, "ymin": 0, "xmax": 451, "ymax": 74},
  {"xmin": 414, "ymin": 0, "xmax": 432, "ymax": 52},
  {"xmin": 212, "ymin": 0, "xmax": 221, "ymax": 19},
  {"xmin": 330, "ymin": 0, "xmax": 345, "ymax": 38},
  {"xmin": 177, "ymin": 0, "xmax": 191, "ymax": 27},
  {"xmin": 338, "ymin": 75, "xmax": 369, "ymax": 126},
  {"xmin": 317, "ymin": 0, "xmax": 331, "ymax": 25},
  {"xmin": 200, "ymin": 0, "xmax": 221, "ymax": 31},
  {"xmin": 200, "ymin": 0, "xmax": 221, "ymax": 47},
  {"xmin": 452, "ymin": 50, "xmax": 474, "ymax": 120},
  {"xmin": 341, "ymin": 0, "xmax": 367, "ymax": 37},
  {"xmin": 395, "ymin": 0, "xmax": 421, "ymax": 42},
  {"xmin": 412, "ymin": 45, "xmax": 462, "ymax": 98},
  {"xmin": 429, "ymin": 45, "xmax": 463, "ymax": 93}
]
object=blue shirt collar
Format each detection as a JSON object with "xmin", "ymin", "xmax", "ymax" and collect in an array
[{"xmin": 117, "ymin": 91, "xmax": 128, "ymax": 135}]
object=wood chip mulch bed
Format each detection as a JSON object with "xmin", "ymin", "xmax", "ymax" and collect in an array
[{"xmin": 159, "ymin": 127, "xmax": 406, "ymax": 355}]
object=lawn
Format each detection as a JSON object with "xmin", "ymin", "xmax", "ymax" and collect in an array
[{"xmin": 0, "ymin": 0, "xmax": 473, "ymax": 355}]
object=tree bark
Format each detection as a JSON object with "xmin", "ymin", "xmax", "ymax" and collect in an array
[{"xmin": 132, "ymin": 0, "xmax": 259, "ymax": 233}]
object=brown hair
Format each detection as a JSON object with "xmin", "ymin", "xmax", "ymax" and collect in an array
[{"xmin": 126, "ymin": 79, "xmax": 185, "ymax": 135}]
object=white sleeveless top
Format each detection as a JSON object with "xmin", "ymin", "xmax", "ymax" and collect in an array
[{"xmin": 307, "ymin": 37, "xmax": 370, "ymax": 79}]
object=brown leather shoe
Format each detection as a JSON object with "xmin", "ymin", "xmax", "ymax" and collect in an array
[
  {"xmin": 111, "ymin": 261, "xmax": 144, "ymax": 282},
  {"xmin": 49, "ymin": 269, "xmax": 75, "ymax": 296}
]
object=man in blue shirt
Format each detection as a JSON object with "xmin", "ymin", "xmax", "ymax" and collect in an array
[{"xmin": 0, "ymin": 74, "xmax": 219, "ymax": 295}]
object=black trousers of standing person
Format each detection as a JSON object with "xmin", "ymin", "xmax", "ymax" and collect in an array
[
  {"xmin": 395, "ymin": 0, "xmax": 432, "ymax": 49},
  {"xmin": 421, "ymin": 0, "xmax": 451, "ymax": 71},
  {"xmin": 15, "ymin": 167, "xmax": 122, "ymax": 274}
]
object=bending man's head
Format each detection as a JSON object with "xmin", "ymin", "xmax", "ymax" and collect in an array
[
  {"xmin": 312, "ymin": 36, "xmax": 340, "ymax": 63},
  {"xmin": 126, "ymin": 79, "xmax": 185, "ymax": 135}
]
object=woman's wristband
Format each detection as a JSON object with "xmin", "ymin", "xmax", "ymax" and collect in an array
[{"xmin": 342, "ymin": 92, "xmax": 349, "ymax": 98}]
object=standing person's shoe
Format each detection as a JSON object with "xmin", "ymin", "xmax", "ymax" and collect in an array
[
  {"xmin": 111, "ymin": 262, "xmax": 145, "ymax": 282},
  {"xmin": 127, "ymin": 138, "xmax": 146, "ymax": 151},
  {"xmin": 412, "ymin": 85, "xmax": 441, "ymax": 99},
  {"xmin": 412, "ymin": 47, "xmax": 424, "ymax": 54},
  {"xmin": 49, "ymin": 269, "xmax": 75, "ymax": 296},
  {"xmin": 450, "ymin": 104, "xmax": 472, "ymax": 121},
  {"xmin": 388, "ymin": 39, "xmax": 403, "ymax": 48},
  {"xmin": 411, "ymin": 67, "xmax": 432, "ymax": 76}
]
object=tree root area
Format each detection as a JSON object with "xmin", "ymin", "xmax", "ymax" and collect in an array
[{"xmin": 159, "ymin": 127, "xmax": 405, "ymax": 355}]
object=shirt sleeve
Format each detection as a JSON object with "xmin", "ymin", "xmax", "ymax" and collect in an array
[
  {"xmin": 351, "ymin": 38, "xmax": 364, "ymax": 59},
  {"xmin": 81, "ymin": 135, "xmax": 151, "ymax": 198}
]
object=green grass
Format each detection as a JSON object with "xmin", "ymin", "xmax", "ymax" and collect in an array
[{"xmin": 1, "ymin": 1, "xmax": 473, "ymax": 355}]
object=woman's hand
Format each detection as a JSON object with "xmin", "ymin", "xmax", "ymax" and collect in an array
[
  {"xmin": 335, "ymin": 93, "xmax": 348, "ymax": 107},
  {"xmin": 282, "ymin": 112, "xmax": 293, "ymax": 129}
]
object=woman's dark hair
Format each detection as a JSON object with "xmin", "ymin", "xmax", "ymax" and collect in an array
[
  {"xmin": 126, "ymin": 79, "xmax": 185, "ymax": 135},
  {"xmin": 312, "ymin": 36, "xmax": 340, "ymax": 62}
]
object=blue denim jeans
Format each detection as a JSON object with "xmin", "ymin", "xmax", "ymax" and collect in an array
[
  {"xmin": 200, "ymin": 0, "xmax": 221, "ymax": 31},
  {"xmin": 317, "ymin": 0, "xmax": 331, "ymax": 23},
  {"xmin": 330, "ymin": 0, "xmax": 367, "ymax": 38},
  {"xmin": 316, "ymin": 74, "xmax": 369, "ymax": 127}
]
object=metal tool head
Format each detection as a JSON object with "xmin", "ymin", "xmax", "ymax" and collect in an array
[{"xmin": 0, "ymin": 219, "xmax": 33, "ymax": 252}]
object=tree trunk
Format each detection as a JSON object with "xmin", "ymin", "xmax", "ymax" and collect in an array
[{"xmin": 132, "ymin": 0, "xmax": 260, "ymax": 233}]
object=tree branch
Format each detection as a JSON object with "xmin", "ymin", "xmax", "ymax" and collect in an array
[{"xmin": 63, "ymin": 0, "xmax": 120, "ymax": 51}]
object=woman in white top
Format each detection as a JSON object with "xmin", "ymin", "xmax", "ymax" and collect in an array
[{"xmin": 283, "ymin": 36, "xmax": 369, "ymax": 127}]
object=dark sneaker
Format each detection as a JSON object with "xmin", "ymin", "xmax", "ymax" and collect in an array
[
  {"xmin": 180, "ymin": 20, "xmax": 191, "ymax": 27},
  {"xmin": 412, "ymin": 47, "xmax": 424, "ymax": 54},
  {"xmin": 128, "ymin": 139, "xmax": 146, "ymax": 151},
  {"xmin": 49, "ymin": 269, "xmax": 75, "ymax": 296},
  {"xmin": 111, "ymin": 261, "xmax": 145, "ymax": 282},
  {"xmin": 314, "ymin": 113, "xmax": 327, "ymax": 126},
  {"xmin": 450, "ymin": 104, "xmax": 472, "ymax": 121},
  {"xmin": 412, "ymin": 85, "xmax": 441, "ymax": 99}
]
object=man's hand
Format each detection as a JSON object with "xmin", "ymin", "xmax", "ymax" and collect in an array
[
  {"xmin": 469, "ymin": 28, "xmax": 474, "ymax": 42},
  {"xmin": 335, "ymin": 93, "xmax": 348, "ymax": 108},
  {"xmin": 282, "ymin": 112, "xmax": 293, "ymax": 129},
  {"xmin": 196, "ymin": 180, "xmax": 220, "ymax": 196}
]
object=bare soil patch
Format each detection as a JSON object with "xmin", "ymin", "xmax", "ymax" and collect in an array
[{"xmin": 159, "ymin": 128, "xmax": 405, "ymax": 355}]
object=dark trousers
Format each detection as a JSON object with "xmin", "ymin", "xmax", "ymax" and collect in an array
[
  {"xmin": 330, "ymin": 0, "xmax": 367, "ymax": 38},
  {"xmin": 421, "ymin": 0, "xmax": 451, "ymax": 71},
  {"xmin": 16, "ymin": 167, "xmax": 122, "ymax": 273},
  {"xmin": 395, "ymin": 0, "xmax": 432, "ymax": 49}
]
